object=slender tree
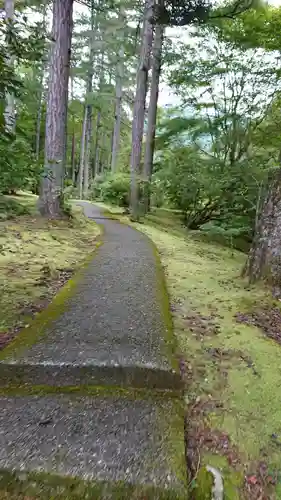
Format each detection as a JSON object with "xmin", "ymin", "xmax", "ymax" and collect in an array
[
  {"xmin": 35, "ymin": 0, "xmax": 48, "ymax": 161},
  {"xmin": 143, "ymin": 20, "xmax": 164, "ymax": 212},
  {"xmin": 82, "ymin": 0, "xmax": 96, "ymax": 199},
  {"xmin": 93, "ymin": 50, "xmax": 105, "ymax": 176},
  {"xmin": 130, "ymin": 0, "xmax": 154, "ymax": 220},
  {"xmin": 4, "ymin": 0, "xmax": 15, "ymax": 133},
  {"xmin": 38, "ymin": 0, "xmax": 74, "ymax": 217},
  {"xmin": 79, "ymin": 102, "xmax": 88, "ymax": 199},
  {"xmin": 111, "ymin": 4, "xmax": 125, "ymax": 173}
]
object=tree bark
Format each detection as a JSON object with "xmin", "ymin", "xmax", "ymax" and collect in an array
[
  {"xmin": 79, "ymin": 104, "xmax": 88, "ymax": 199},
  {"xmin": 143, "ymin": 21, "xmax": 164, "ymax": 213},
  {"xmin": 71, "ymin": 130, "xmax": 76, "ymax": 183},
  {"xmin": 243, "ymin": 168, "xmax": 281, "ymax": 296},
  {"xmin": 35, "ymin": 0, "xmax": 48, "ymax": 161},
  {"xmin": 70, "ymin": 73, "xmax": 76, "ymax": 183},
  {"xmin": 94, "ymin": 110, "xmax": 101, "ymax": 175},
  {"xmin": 35, "ymin": 72, "xmax": 44, "ymax": 161},
  {"xmin": 83, "ymin": 1, "xmax": 95, "ymax": 199},
  {"xmin": 93, "ymin": 50, "xmax": 104, "ymax": 177},
  {"xmin": 111, "ymin": 6, "xmax": 125, "ymax": 173},
  {"xmin": 4, "ymin": 0, "xmax": 15, "ymax": 133},
  {"xmin": 130, "ymin": 0, "xmax": 154, "ymax": 220},
  {"xmin": 38, "ymin": 0, "xmax": 73, "ymax": 217}
]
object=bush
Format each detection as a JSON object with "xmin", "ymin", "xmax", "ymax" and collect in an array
[
  {"xmin": 0, "ymin": 196, "xmax": 31, "ymax": 220},
  {"xmin": 0, "ymin": 136, "xmax": 41, "ymax": 195},
  {"xmin": 91, "ymin": 173, "xmax": 130, "ymax": 208}
]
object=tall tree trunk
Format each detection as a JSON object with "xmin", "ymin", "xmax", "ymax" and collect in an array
[
  {"xmin": 83, "ymin": 105, "xmax": 93, "ymax": 198},
  {"xmin": 93, "ymin": 50, "xmax": 104, "ymax": 177},
  {"xmin": 71, "ymin": 131, "xmax": 76, "ymax": 183},
  {"xmin": 143, "ymin": 22, "xmax": 164, "ymax": 213},
  {"xmin": 111, "ymin": 6, "xmax": 125, "ymax": 173},
  {"xmin": 130, "ymin": 0, "xmax": 154, "ymax": 220},
  {"xmin": 94, "ymin": 110, "xmax": 101, "ymax": 175},
  {"xmin": 35, "ymin": 72, "xmax": 44, "ymax": 161},
  {"xmin": 83, "ymin": 1, "xmax": 95, "ymax": 199},
  {"xmin": 79, "ymin": 105, "xmax": 88, "ymax": 199},
  {"xmin": 4, "ymin": 0, "xmax": 15, "ymax": 133},
  {"xmin": 35, "ymin": 0, "xmax": 48, "ymax": 161},
  {"xmin": 39, "ymin": 0, "xmax": 74, "ymax": 217},
  {"xmin": 70, "ymin": 73, "xmax": 76, "ymax": 183},
  {"xmin": 243, "ymin": 169, "xmax": 281, "ymax": 297}
]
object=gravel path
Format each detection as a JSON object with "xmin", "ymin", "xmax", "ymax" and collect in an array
[
  {"xmin": 0, "ymin": 203, "xmax": 186, "ymax": 494},
  {"xmin": 1, "ymin": 202, "xmax": 180, "ymax": 390}
]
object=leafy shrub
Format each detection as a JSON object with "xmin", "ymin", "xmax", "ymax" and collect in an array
[
  {"xmin": 0, "ymin": 137, "xmax": 40, "ymax": 194},
  {"xmin": 0, "ymin": 196, "xmax": 31, "ymax": 220},
  {"xmin": 91, "ymin": 173, "xmax": 130, "ymax": 208}
]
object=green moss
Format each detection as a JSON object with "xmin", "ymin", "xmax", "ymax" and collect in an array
[
  {"xmin": 0, "ymin": 469, "xmax": 186, "ymax": 499},
  {"xmin": 192, "ymin": 467, "xmax": 213, "ymax": 499},
  {"xmin": 149, "ymin": 238, "xmax": 179, "ymax": 370},
  {"xmin": 201, "ymin": 454, "xmax": 242, "ymax": 499},
  {"xmin": 0, "ymin": 238, "xmax": 103, "ymax": 360},
  {"xmin": 156, "ymin": 398, "xmax": 187, "ymax": 490},
  {"xmin": 0, "ymin": 383, "xmax": 180, "ymax": 401},
  {"xmin": 0, "ymin": 195, "xmax": 102, "ymax": 334}
]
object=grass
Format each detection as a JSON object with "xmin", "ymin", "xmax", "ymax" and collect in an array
[
  {"xmin": 96, "ymin": 202, "xmax": 281, "ymax": 497},
  {"xmin": 0, "ymin": 192, "xmax": 100, "ymax": 336}
]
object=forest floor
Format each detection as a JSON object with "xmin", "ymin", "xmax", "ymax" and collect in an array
[
  {"xmin": 0, "ymin": 192, "xmax": 100, "ymax": 350},
  {"xmin": 2, "ymin": 194, "xmax": 281, "ymax": 497},
  {"xmin": 96, "ymin": 202, "xmax": 281, "ymax": 499}
]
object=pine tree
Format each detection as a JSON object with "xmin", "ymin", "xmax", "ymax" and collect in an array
[
  {"xmin": 143, "ymin": 20, "xmax": 164, "ymax": 212},
  {"xmin": 130, "ymin": 0, "xmax": 154, "ymax": 220},
  {"xmin": 38, "ymin": 0, "xmax": 74, "ymax": 217}
]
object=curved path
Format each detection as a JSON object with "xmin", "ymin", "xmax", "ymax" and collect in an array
[{"xmin": 0, "ymin": 202, "xmax": 186, "ymax": 497}]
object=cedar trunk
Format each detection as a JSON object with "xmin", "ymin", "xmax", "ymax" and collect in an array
[
  {"xmin": 130, "ymin": 0, "xmax": 154, "ymax": 220},
  {"xmin": 39, "ymin": 0, "xmax": 73, "ymax": 217},
  {"xmin": 111, "ymin": 6, "xmax": 125, "ymax": 173},
  {"xmin": 143, "ymin": 22, "xmax": 164, "ymax": 213},
  {"xmin": 83, "ymin": 0, "xmax": 95, "ymax": 199},
  {"xmin": 79, "ymin": 105, "xmax": 88, "ymax": 199},
  {"xmin": 243, "ymin": 168, "xmax": 281, "ymax": 296},
  {"xmin": 4, "ymin": 0, "xmax": 15, "ymax": 133}
]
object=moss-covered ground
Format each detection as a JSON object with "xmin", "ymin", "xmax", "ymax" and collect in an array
[
  {"xmin": 0, "ymin": 192, "xmax": 100, "ymax": 339},
  {"xmin": 0, "ymin": 470, "xmax": 184, "ymax": 500},
  {"xmin": 95, "ymin": 202, "xmax": 281, "ymax": 498}
]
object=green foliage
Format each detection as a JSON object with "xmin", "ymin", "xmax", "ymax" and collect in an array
[
  {"xmin": 212, "ymin": 4, "xmax": 281, "ymax": 52},
  {"xmin": 155, "ymin": 144, "xmax": 265, "ymax": 239},
  {"xmin": 0, "ymin": 195, "xmax": 31, "ymax": 220},
  {"xmin": 0, "ymin": 136, "xmax": 41, "ymax": 194},
  {"xmin": 154, "ymin": 24, "xmax": 281, "ymax": 249},
  {"xmin": 0, "ymin": 8, "xmax": 47, "ymax": 198},
  {"xmin": 91, "ymin": 173, "xmax": 131, "ymax": 208}
]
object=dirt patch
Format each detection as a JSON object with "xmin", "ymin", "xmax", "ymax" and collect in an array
[
  {"xmin": 236, "ymin": 307, "xmax": 281, "ymax": 346},
  {"xmin": 186, "ymin": 400, "xmax": 241, "ymax": 474},
  {"xmin": 181, "ymin": 311, "xmax": 221, "ymax": 339},
  {"xmin": 244, "ymin": 462, "xmax": 277, "ymax": 500},
  {"xmin": 205, "ymin": 347, "xmax": 260, "ymax": 378}
]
